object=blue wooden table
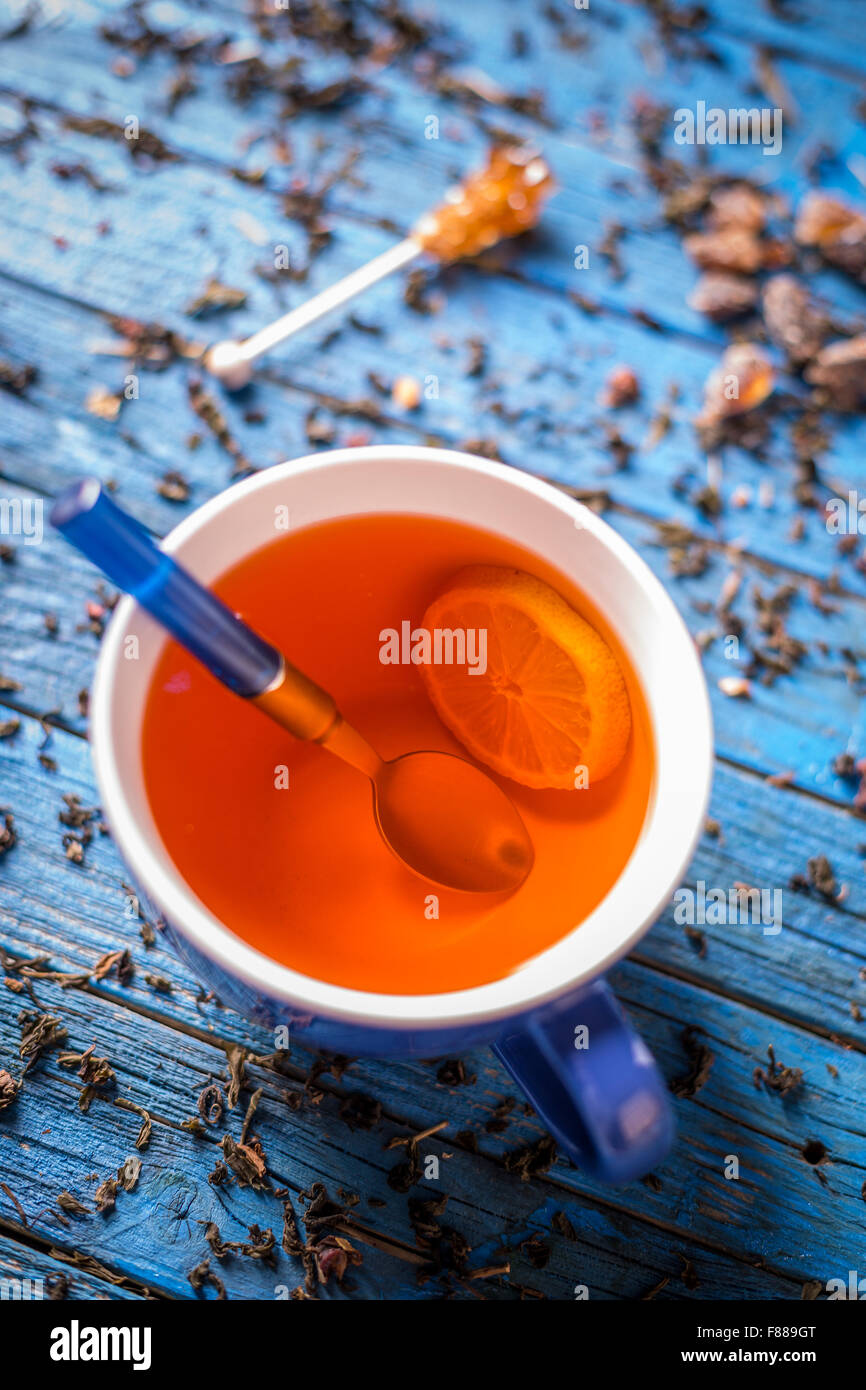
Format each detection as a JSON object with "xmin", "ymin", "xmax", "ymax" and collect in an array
[{"xmin": 1, "ymin": 0, "xmax": 865, "ymax": 1301}]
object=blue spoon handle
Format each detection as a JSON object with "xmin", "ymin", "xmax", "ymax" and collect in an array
[{"xmin": 51, "ymin": 479, "xmax": 282, "ymax": 697}]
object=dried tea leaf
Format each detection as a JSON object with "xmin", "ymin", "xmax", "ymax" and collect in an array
[
  {"xmin": 0, "ymin": 1069, "xmax": 22, "ymax": 1111},
  {"xmin": 58, "ymin": 1043, "xmax": 116, "ymax": 1111},
  {"xmin": 220, "ymin": 1134, "xmax": 268, "ymax": 1188},
  {"xmin": 187, "ymin": 1258, "xmax": 226, "ymax": 1299},
  {"xmin": 63, "ymin": 114, "xmax": 179, "ymax": 165},
  {"xmin": 197, "ymin": 1083, "xmax": 224, "ymax": 1125},
  {"xmin": 94, "ymin": 1176, "xmax": 118, "ymax": 1212},
  {"xmin": 116, "ymin": 1155, "xmax": 142, "ymax": 1192},
  {"xmin": 552, "ymin": 1210, "xmax": 578, "ymax": 1241},
  {"xmin": 92, "ymin": 948, "xmax": 134, "ymax": 985},
  {"xmin": 207, "ymin": 1159, "xmax": 229, "ymax": 1187},
  {"xmin": 102, "ymin": 315, "xmax": 201, "ymax": 369},
  {"xmin": 225, "ymin": 1044, "xmax": 246, "ymax": 1108},
  {"xmin": 184, "ymin": 278, "xmax": 248, "ymax": 318},
  {"xmin": 120, "ymin": 1105, "xmax": 152, "ymax": 1151},
  {"xmin": 223, "ymin": 1224, "xmax": 276, "ymax": 1262},
  {"xmin": 143, "ymin": 973, "xmax": 172, "ymax": 993},
  {"xmin": 485, "ymin": 1095, "xmax": 516, "ymax": 1134},
  {"xmin": 156, "ymin": 470, "xmax": 190, "ymax": 503},
  {"xmin": 0, "ymin": 359, "xmax": 37, "ymax": 395},
  {"xmin": 520, "ymin": 1233, "xmax": 551, "ymax": 1268},
  {"xmin": 202, "ymin": 1221, "xmax": 231, "ymax": 1259},
  {"xmin": 754, "ymin": 1043, "xmax": 803, "ymax": 1096},
  {"xmin": 239, "ymin": 1086, "xmax": 262, "ymax": 1145},
  {"xmin": 56, "ymin": 1191, "xmax": 90, "ymax": 1216},
  {"xmin": 0, "ymin": 812, "xmax": 18, "ymax": 858},
  {"xmin": 503, "ymin": 1134, "xmax": 557, "ymax": 1181},
  {"xmin": 58, "ymin": 1043, "xmax": 115, "ymax": 1087},
  {"xmin": 187, "ymin": 378, "xmax": 254, "ymax": 477},
  {"xmin": 807, "ymin": 854, "xmax": 838, "ymax": 898},
  {"xmin": 18, "ymin": 1010, "xmax": 67, "ymax": 1072},
  {"xmin": 435, "ymin": 1058, "xmax": 475, "ymax": 1087},
  {"xmin": 670, "ymin": 1025, "xmax": 714, "ymax": 1098},
  {"xmin": 338, "ymin": 1091, "xmax": 382, "ymax": 1130}
]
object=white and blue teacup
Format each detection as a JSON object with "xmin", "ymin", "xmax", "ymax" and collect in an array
[{"xmin": 91, "ymin": 446, "xmax": 713, "ymax": 1183}]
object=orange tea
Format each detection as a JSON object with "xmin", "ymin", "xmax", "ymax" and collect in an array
[{"xmin": 142, "ymin": 513, "xmax": 654, "ymax": 994}]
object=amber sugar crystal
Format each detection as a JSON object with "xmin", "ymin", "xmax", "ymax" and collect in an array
[{"xmin": 413, "ymin": 144, "xmax": 556, "ymax": 262}]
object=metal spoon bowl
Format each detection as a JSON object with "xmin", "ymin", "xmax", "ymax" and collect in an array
[{"xmin": 374, "ymin": 751, "xmax": 533, "ymax": 894}]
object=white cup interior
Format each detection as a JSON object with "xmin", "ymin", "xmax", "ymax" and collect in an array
[{"xmin": 91, "ymin": 446, "xmax": 713, "ymax": 1028}]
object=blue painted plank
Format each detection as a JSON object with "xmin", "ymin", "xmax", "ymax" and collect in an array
[
  {"xmin": 0, "ymin": 1232, "xmax": 144, "ymax": 1300},
  {"xmin": 0, "ymin": 966, "xmax": 835, "ymax": 1300},
  {"xmin": 1, "ymin": 139, "xmax": 865, "ymax": 591},
  {"xmin": 0, "ymin": 0, "xmax": 864, "ymax": 589},
  {"xmin": 666, "ymin": 0, "xmax": 866, "ymax": 74},
  {"xmin": 1, "ymin": 0, "xmax": 865, "ymax": 1302},
  {"xmin": 1, "ymin": 707, "xmax": 863, "ymax": 1054},
  {"xmin": 1, "ymin": 714, "xmax": 864, "ymax": 1297}
]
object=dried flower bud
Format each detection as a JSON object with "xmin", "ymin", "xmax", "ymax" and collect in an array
[
  {"xmin": 697, "ymin": 343, "xmax": 774, "ymax": 425},
  {"xmin": 600, "ymin": 365, "xmax": 640, "ymax": 408},
  {"xmin": 414, "ymin": 145, "xmax": 556, "ymax": 262},
  {"xmin": 706, "ymin": 184, "xmax": 767, "ymax": 234},
  {"xmin": 760, "ymin": 237, "xmax": 794, "ymax": 271},
  {"xmin": 682, "ymin": 227, "xmax": 764, "ymax": 275},
  {"xmin": 804, "ymin": 334, "xmax": 866, "ymax": 411},
  {"xmin": 795, "ymin": 191, "xmax": 866, "ymax": 280},
  {"xmin": 761, "ymin": 275, "xmax": 827, "ymax": 365},
  {"xmin": 688, "ymin": 272, "xmax": 758, "ymax": 321}
]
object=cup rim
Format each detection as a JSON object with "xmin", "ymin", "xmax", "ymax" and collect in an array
[{"xmin": 91, "ymin": 445, "xmax": 713, "ymax": 1029}]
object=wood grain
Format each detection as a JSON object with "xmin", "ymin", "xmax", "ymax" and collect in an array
[{"xmin": 2, "ymin": 0, "xmax": 866, "ymax": 1300}]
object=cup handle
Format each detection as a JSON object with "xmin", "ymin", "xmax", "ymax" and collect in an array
[{"xmin": 492, "ymin": 978, "xmax": 674, "ymax": 1183}]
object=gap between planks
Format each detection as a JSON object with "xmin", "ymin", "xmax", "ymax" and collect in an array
[
  {"xmin": 6, "ymin": 939, "xmax": 864, "ymax": 1210},
  {"xmin": 608, "ymin": 0, "xmax": 866, "ymax": 86},
  {"xmin": 0, "ymin": 90, "xmax": 805, "ymax": 364},
  {"xmin": 1, "ymin": 1062, "xmax": 545, "ymax": 1298},
  {"xmin": 0, "ymin": 0, "xmax": 860, "ymax": 1306},
  {"xmin": 0, "ymin": 1214, "xmax": 164, "ymax": 1299},
  {"xmin": 629, "ymin": 948, "xmax": 866, "ymax": 1057},
  {"xmin": 17, "ymin": 0, "xmax": 866, "ymax": 141},
  {"xmin": 7, "ymin": 1011, "xmax": 814, "ymax": 1295},
  {"xmin": 3, "ymin": 0, "xmax": 864, "ymax": 360},
  {"xmin": 3, "ymin": 356, "xmax": 866, "ymax": 611}
]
